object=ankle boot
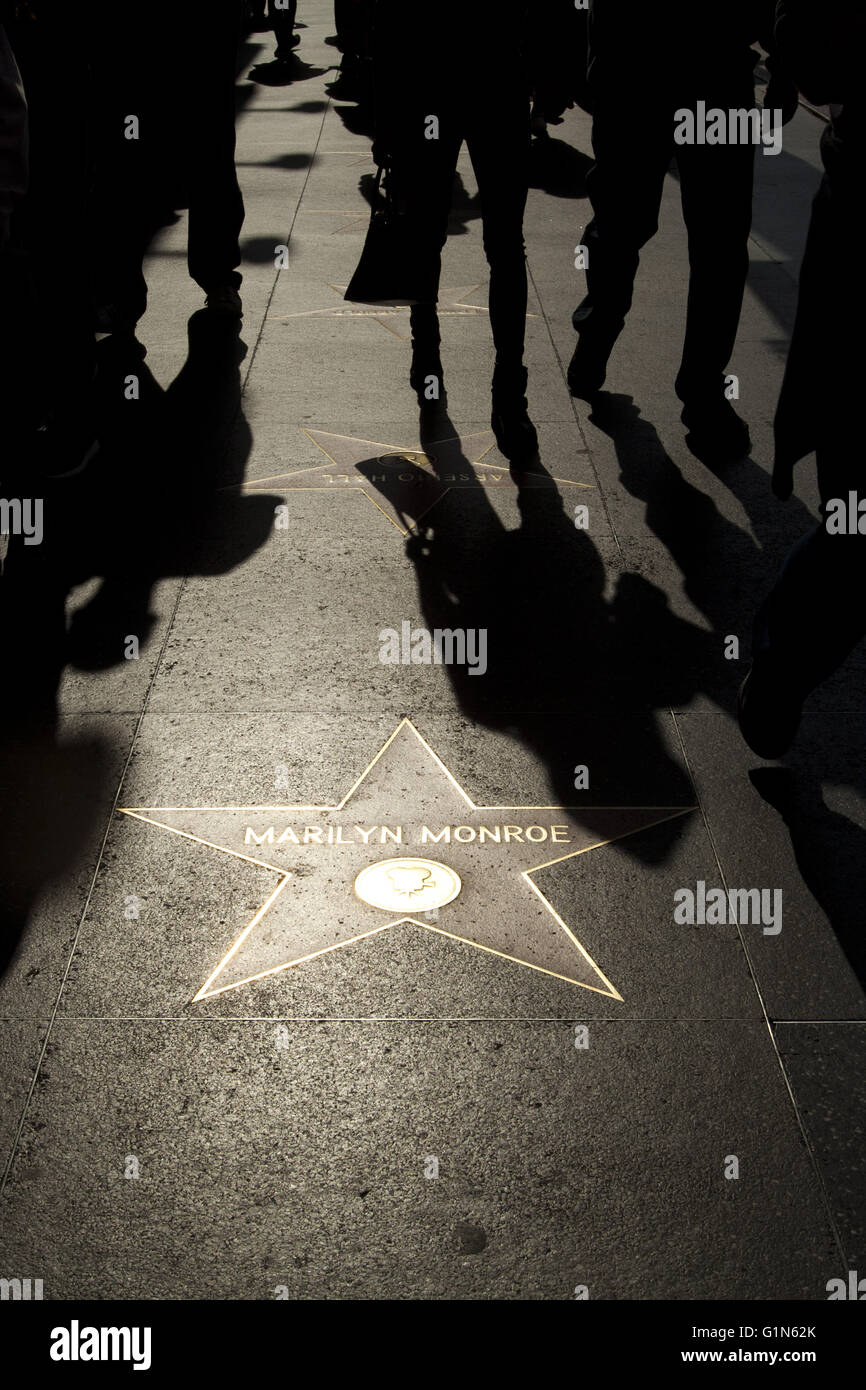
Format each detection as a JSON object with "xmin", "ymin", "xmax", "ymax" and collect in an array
[{"xmin": 491, "ymin": 362, "xmax": 538, "ymax": 464}]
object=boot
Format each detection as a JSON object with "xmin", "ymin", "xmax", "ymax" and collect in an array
[
  {"xmin": 566, "ymin": 336, "xmax": 610, "ymax": 400},
  {"xmin": 491, "ymin": 361, "xmax": 538, "ymax": 465}
]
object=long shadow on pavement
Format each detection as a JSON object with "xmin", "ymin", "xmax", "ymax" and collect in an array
[
  {"xmin": 0, "ymin": 313, "xmax": 279, "ymax": 985},
  {"xmin": 363, "ymin": 402, "xmax": 712, "ymax": 865}
]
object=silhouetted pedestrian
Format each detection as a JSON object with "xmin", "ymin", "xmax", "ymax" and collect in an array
[
  {"xmin": 739, "ymin": 0, "xmax": 865, "ymax": 757},
  {"xmin": 372, "ymin": 0, "xmax": 548, "ymax": 465},
  {"xmin": 88, "ymin": 0, "xmax": 246, "ymax": 335},
  {"xmin": 568, "ymin": 1, "xmax": 796, "ymax": 463}
]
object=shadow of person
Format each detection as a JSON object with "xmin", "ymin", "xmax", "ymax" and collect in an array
[
  {"xmin": 590, "ymin": 390, "xmax": 866, "ymax": 976},
  {"xmin": 587, "ymin": 392, "xmax": 818, "ymax": 698},
  {"xmin": 528, "ymin": 135, "xmax": 593, "ymax": 199},
  {"xmin": 63, "ymin": 312, "xmax": 277, "ymax": 669},
  {"xmin": 0, "ymin": 310, "xmax": 280, "ymax": 981},
  {"xmin": 249, "ymin": 54, "xmax": 329, "ymax": 87},
  {"xmin": 0, "ymin": 728, "xmax": 114, "ymax": 986},
  {"xmin": 331, "ymin": 94, "xmax": 376, "ymax": 140},
  {"xmin": 362, "ymin": 403, "xmax": 714, "ymax": 864},
  {"xmin": 236, "ymin": 152, "xmax": 314, "ymax": 171},
  {"xmin": 750, "ymin": 767, "xmax": 866, "ymax": 998}
]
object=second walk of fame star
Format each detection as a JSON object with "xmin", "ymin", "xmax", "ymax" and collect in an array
[
  {"xmin": 235, "ymin": 427, "xmax": 594, "ymax": 535},
  {"xmin": 119, "ymin": 721, "xmax": 696, "ymax": 1002},
  {"xmin": 266, "ymin": 284, "xmax": 537, "ymax": 339}
]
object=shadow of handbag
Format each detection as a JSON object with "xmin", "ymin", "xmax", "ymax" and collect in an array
[{"xmin": 344, "ymin": 165, "xmax": 436, "ymax": 307}]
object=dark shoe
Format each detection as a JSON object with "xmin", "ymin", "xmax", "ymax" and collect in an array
[
  {"xmin": 274, "ymin": 36, "xmax": 301, "ymax": 60},
  {"xmin": 737, "ymin": 663, "xmax": 804, "ymax": 759},
  {"xmin": 205, "ymin": 285, "xmax": 243, "ymax": 317},
  {"xmin": 491, "ymin": 364, "xmax": 538, "ymax": 465},
  {"xmin": 681, "ymin": 396, "xmax": 750, "ymax": 462},
  {"xmin": 567, "ymin": 337, "xmax": 609, "ymax": 400}
]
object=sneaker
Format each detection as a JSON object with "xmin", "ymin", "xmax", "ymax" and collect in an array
[{"xmin": 205, "ymin": 285, "xmax": 243, "ymax": 317}]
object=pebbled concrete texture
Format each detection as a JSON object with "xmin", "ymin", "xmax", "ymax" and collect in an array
[
  {"xmin": 0, "ymin": 1021, "xmax": 840, "ymax": 1300},
  {"xmin": 775, "ymin": 1024, "xmax": 866, "ymax": 1272},
  {"xmin": 0, "ymin": 2, "xmax": 862, "ymax": 1299}
]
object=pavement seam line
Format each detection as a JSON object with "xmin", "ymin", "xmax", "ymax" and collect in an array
[
  {"xmin": 525, "ymin": 256, "xmax": 624, "ymax": 561},
  {"xmin": 670, "ymin": 709, "xmax": 850, "ymax": 1269},
  {"xmin": 238, "ymin": 89, "xmax": 332, "ymax": 397}
]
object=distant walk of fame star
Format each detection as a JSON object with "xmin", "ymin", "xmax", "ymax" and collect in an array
[
  {"xmin": 119, "ymin": 720, "xmax": 696, "ymax": 1002},
  {"xmin": 267, "ymin": 285, "xmax": 537, "ymax": 338},
  {"xmin": 234, "ymin": 427, "xmax": 593, "ymax": 535}
]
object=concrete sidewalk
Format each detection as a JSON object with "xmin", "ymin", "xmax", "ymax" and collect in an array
[{"xmin": 1, "ymin": 3, "xmax": 863, "ymax": 1299}]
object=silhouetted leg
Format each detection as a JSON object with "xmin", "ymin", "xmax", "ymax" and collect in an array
[
  {"xmin": 465, "ymin": 97, "xmax": 536, "ymax": 462},
  {"xmin": 581, "ymin": 103, "xmax": 670, "ymax": 337},
  {"xmin": 268, "ymin": 0, "xmax": 298, "ymax": 59},
  {"xmin": 87, "ymin": 5, "xmax": 154, "ymax": 330},
  {"xmin": 187, "ymin": 137, "xmax": 245, "ymax": 295},
  {"xmin": 389, "ymin": 113, "xmax": 461, "ymax": 403},
  {"xmin": 568, "ymin": 98, "xmax": 669, "ymax": 395},
  {"xmin": 674, "ymin": 90, "xmax": 755, "ymax": 405},
  {"xmin": 185, "ymin": 5, "xmax": 245, "ymax": 295},
  {"xmin": 465, "ymin": 96, "xmax": 529, "ymax": 372}
]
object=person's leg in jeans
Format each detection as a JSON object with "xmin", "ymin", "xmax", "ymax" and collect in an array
[
  {"xmin": 388, "ymin": 107, "xmax": 462, "ymax": 405},
  {"xmin": 465, "ymin": 92, "xmax": 536, "ymax": 462},
  {"xmin": 269, "ymin": 0, "xmax": 299, "ymax": 61},
  {"xmin": 184, "ymin": 3, "xmax": 245, "ymax": 307},
  {"xmin": 674, "ymin": 72, "xmax": 755, "ymax": 458},
  {"xmin": 466, "ymin": 95, "xmax": 529, "ymax": 371},
  {"xmin": 568, "ymin": 95, "xmax": 671, "ymax": 397}
]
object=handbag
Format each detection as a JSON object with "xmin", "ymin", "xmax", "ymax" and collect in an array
[{"xmin": 344, "ymin": 165, "xmax": 436, "ymax": 307}]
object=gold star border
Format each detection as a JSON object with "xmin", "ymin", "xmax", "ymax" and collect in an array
[
  {"xmin": 267, "ymin": 284, "xmax": 538, "ymax": 338},
  {"xmin": 119, "ymin": 720, "xmax": 697, "ymax": 1003},
  {"xmin": 234, "ymin": 428, "xmax": 594, "ymax": 536}
]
